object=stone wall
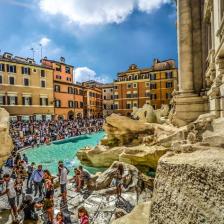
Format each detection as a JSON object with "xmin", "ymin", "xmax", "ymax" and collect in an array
[
  {"xmin": 0, "ymin": 108, "xmax": 13, "ymax": 166},
  {"xmin": 149, "ymin": 148, "xmax": 224, "ymax": 223}
]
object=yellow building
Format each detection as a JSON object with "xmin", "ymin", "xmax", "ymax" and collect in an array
[{"xmin": 0, "ymin": 52, "xmax": 54, "ymax": 121}]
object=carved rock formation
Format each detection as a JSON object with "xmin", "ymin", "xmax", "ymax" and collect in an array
[
  {"xmin": 102, "ymin": 113, "xmax": 154, "ymax": 147},
  {"xmin": 0, "ymin": 108, "xmax": 13, "ymax": 166},
  {"xmin": 77, "ymin": 144, "xmax": 168, "ymax": 169},
  {"xmin": 132, "ymin": 104, "xmax": 169, "ymax": 124}
]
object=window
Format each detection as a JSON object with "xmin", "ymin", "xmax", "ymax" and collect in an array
[
  {"xmin": 80, "ymin": 102, "xmax": 84, "ymax": 108},
  {"xmin": 7, "ymin": 65, "xmax": 16, "ymax": 73},
  {"xmin": 33, "ymin": 69, "xmax": 37, "ymax": 73},
  {"xmin": 114, "ymin": 95, "xmax": 119, "ymax": 99},
  {"xmin": 165, "ymin": 72, "xmax": 173, "ymax": 79},
  {"xmin": 0, "ymin": 75, "xmax": 2, "ymax": 84},
  {"xmin": 54, "ymin": 85, "xmax": 60, "ymax": 92},
  {"xmin": 41, "ymin": 70, "xmax": 45, "ymax": 77},
  {"xmin": 126, "ymin": 103, "xmax": 132, "ymax": 109},
  {"xmin": 166, "ymin": 82, "xmax": 173, "ymax": 88},
  {"xmin": 151, "ymin": 94, "xmax": 157, "ymax": 100},
  {"xmin": 9, "ymin": 76, "xmax": 15, "ymax": 85},
  {"xmin": 133, "ymin": 83, "xmax": 137, "ymax": 88},
  {"xmin": 0, "ymin": 96, "xmax": 5, "ymax": 105},
  {"xmin": 103, "ymin": 89, "xmax": 106, "ymax": 92},
  {"xmin": 7, "ymin": 96, "xmax": 17, "ymax": 105},
  {"xmin": 55, "ymin": 100, "xmax": 61, "ymax": 108},
  {"xmin": 127, "ymin": 83, "xmax": 132, "ymax": 89},
  {"xmin": 21, "ymin": 67, "xmax": 30, "ymax": 75},
  {"xmin": 41, "ymin": 80, "xmax": 46, "ymax": 88},
  {"xmin": 166, "ymin": 93, "xmax": 172, "ymax": 99},
  {"xmin": 133, "ymin": 102, "xmax": 138, "ymax": 107},
  {"xmin": 103, "ymin": 104, "xmax": 106, "ymax": 110},
  {"xmin": 150, "ymin": 83, "xmax": 157, "ymax": 89},
  {"xmin": 68, "ymin": 87, "xmax": 73, "ymax": 94},
  {"xmin": 65, "ymin": 66, "xmax": 70, "ymax": 74},
  {"xmin": 40, "ymin": 98, "xmax": 48, "ymax": 106},
  {"xmin": 56, "ymin": 65, "xmax": 61, "ymax": 72},
  {"xmin": 74, "ymin": 101, "xmax": 79, "ymax": 108},
  {"xmin": 126, "ymin": 93, "xmax": 132, "ymax": 98},
  {"xmin": 79, "ymin": 89, "xmax": 83, "ymax": 95},
  {"xmin": 113, "ymin": 104, "xmax": 118, "ymax": 110},
  {"xmin": 66, "ymin": 77, "xmax": 71, "ymax": 81},
  {"xmin": 150, "ymin": 73, "xmax": 156, "ymax": 80},
  {"xmin": 104, "ymin": 96, "xmax": 106, "ymax": 100},
  {"xmin": 22, "ymin": 97, "xmax": 32, "ymax": 105},
  {"xmin": 145, "ymin": 92, "xmax": 151, "ymax": 97},
  {"xmin": 132, "ymin": 92, "xmax": 138, "ymax": 98},
  {"xmin": 114, "ymin": 86, "xmax": 118, "ymax": 89},
  {"xmin": 0, "ymin": 64, "xmax": 5, "ymax": 72},
  {"xmin": 68, "ymin": 101, "xmax": 74, "ymax": 108},
  {"xmin": 24, "ymin": 78, "xmax": 29, "ymax": 86},
  {"xmin": 56, "ymin": 75, "xmax": 61, "ymax": 79}
]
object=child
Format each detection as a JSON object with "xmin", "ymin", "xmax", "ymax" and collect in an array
[
  {"xmin": 78, "ymin": 207, "xmax": 89, "ymax": 224},
  {"xmin": 54, "ymin": 212, "xmax": 64, "ymax": 224}
]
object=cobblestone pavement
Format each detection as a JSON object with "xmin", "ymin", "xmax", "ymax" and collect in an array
[{"xmin": 0, "ymin": 175, "xmax": 151, "ymax": 224}]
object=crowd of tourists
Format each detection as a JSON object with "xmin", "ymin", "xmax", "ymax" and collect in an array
[
  {"xmin": 1, "ymin": 152, "xmax": 92, "ymax": 224},
  {"xmin": 10, "ymin": 118, "xmax": 104, "ymax": 150},
  {"xmin": 1, "ymin": 151, "xmax": 127, "ymax": 224}
]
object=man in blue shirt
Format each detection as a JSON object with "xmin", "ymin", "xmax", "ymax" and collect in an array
[{"xmin": 30, "ymin": 165, "xmax": 44, "ymax": 198}]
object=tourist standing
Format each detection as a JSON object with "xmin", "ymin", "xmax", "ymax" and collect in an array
[
  {"xmin": 58, "ymin": 162, "xmax": 68, "ymax": 203},
  {"xmin": 30, "ymin": 165, "xmax": 44, "ymax": 198},
  {"xmin": 78, "ymin": 207, "xmax": 89, "ymax": 224},
  {"xmin": 115, "ymin": 164, "xmax": 124, "ymax": 198},
  {"xmin": 27, "ymin": 162, "xmax": 35, "ymax": 189},
  {"xmin": 0, "ymin": 174, "xmax": 19, "ymax": 222}
]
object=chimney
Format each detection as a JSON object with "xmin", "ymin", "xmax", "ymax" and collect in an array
[{"xmin": 60, "ymin": 57, "xmax": 65, "ymax": 63}]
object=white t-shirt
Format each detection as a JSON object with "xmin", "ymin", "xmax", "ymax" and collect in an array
[
  {"xmin": 60, "ymin": 168, "xmax": 68, "ymax": 185},
  {"xmin": 6, "ymin": 179, "xmax": 16, "ymax": 199}
]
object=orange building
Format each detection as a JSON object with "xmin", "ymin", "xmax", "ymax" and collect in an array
[
  {"xmin": 41, "ymin": 57, "xmax": 84, "ymax": 119},
  {"xmin": 82, "ymin": 81, "xmax": 103, "ymax": 118},
  {"xmin": 113, "ymin": 59, "xmax": 178, "ymax": 116}
]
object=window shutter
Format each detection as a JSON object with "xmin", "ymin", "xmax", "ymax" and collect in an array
[
  {"xmin": 3, "ymin": 96, "xmax": 5, "ymax": 105},
  {"xmin": 40, "ymin": 98, "xmax": 42, "ymax": 105},
  {"xmin": 59, "ymin": 101, "xmax": 61, "ymax": 107},
  {"xmin": 7, "ymin": 64, "xmax": 9, "ymax": 72},
  {"xmin": 15, "ymin": 97, "xmax": 18, "ymax": 105},
  {"xmin": 30, "ymin": 97, "xmax": 32, "ymax": 105},
  {"xmin": 22, "ymin": 97, "xmax": 25, "ymax": 105},
  {"xmin": 21, "ymin": 67, "xmax": 24, "ymax": 74},
  {"xmin": 46, "ymin": 98, "xmax": 48, "ymax": 106},
  {"xmin": 2, "ymin": 64, "xmax": 5, "ymax": 72},
  {"xmin": 7, "ymin": 96, "xmax": 10, "ymax": 105},
  {"xmin": 14, "ymin": 65, "xmax": 17, "ymax": 73},
  {"xmin": 28, "ymin": 68, "xmax": 31, "ymax": 75}
]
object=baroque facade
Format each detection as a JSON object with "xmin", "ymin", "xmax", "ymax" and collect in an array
[
  {"xmin": 173, "ymin": 0, "xmax": 224, "ymax": 126},
  {"xmin": 113, "ymin": 59, "xmax": 178, "ymax": 116},
  {"xmin": 0, "ymin": 52, "xmax": 54, "ymax": 121},
  {"xmin": 102, "ymin": 83, "xmax": 114, "ymax": 117}
]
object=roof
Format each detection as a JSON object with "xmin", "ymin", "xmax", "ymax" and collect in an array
[
  {"xmin": 41, "ymin": 58, "xmax": 74, "ymax": 68},
  {"xmin": 0, "ymin": 54, "xmax": 53, "ymax": 70}
]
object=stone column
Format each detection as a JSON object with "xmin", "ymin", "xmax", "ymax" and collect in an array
[{"xmin": 177, "ymin": 0, "xmax": 194, "ymax": 93}]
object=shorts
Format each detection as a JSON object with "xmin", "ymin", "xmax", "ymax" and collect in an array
[
  {"xmin": 8, "ymin": 197, "xmax": 16, "ymax": 208},
  {"xmin": 60, "ymin": 184, "xmax": 67, "ymax": 193}
]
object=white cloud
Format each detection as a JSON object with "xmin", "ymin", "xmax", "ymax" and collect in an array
[
  {"xmin": 74, "ymin": 67, "xmax": 110, "ymax": 83},
  {"xmin": 38, "ymin": 0, "xmax": 171, "ymax": 26},
  {"xmin": 39, "ymin": 37, "xmax": 51, "ymax": 47}
]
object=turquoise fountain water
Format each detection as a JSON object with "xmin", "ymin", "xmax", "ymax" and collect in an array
[{"xmin": 24, "ymin": 132, "xmax": 105, "ymax": 175}]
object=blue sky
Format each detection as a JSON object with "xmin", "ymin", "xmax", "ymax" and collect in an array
[{"xmin": 0, "ymin": 0, "xmax": 177, "ymax": 83}]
